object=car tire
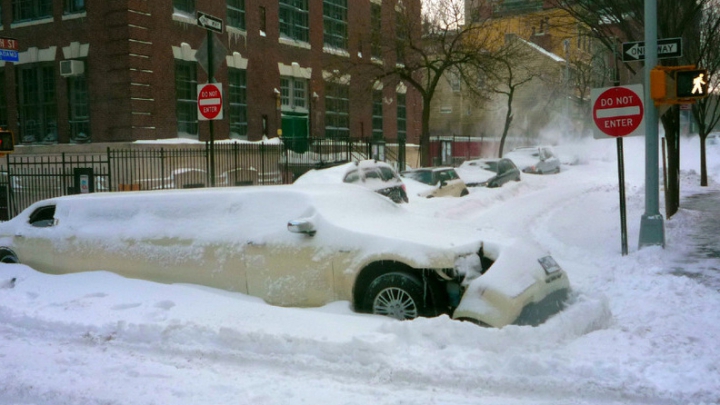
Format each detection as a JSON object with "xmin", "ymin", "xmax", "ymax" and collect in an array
[
  {"xmin": 0, "ymin": 248, "xmax": 19, "ymax": 263},
  {"xmin": 363, "ymin": 272, "xmax": 437, "ymax": 320},
  {"xmin": 460, "ymin": 188, "xmax": 469, "ymax": 196}
]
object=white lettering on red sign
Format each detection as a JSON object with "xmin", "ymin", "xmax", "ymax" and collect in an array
[{"xmin": 592, "ymin": 85, "xmax": 644, "ymax": 138}]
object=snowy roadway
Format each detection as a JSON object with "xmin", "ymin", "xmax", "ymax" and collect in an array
[{"xmin": 1, "ymin": 136, "xmax": 719, "ymax": 405}]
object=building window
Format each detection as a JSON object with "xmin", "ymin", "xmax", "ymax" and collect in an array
[
  {"xmin": 68, "ymin": 74, "xmax": 90, "ymax": 143},
  {"xmin": 396, "ymin": 10, "xmax": 407, "ymax": 62},
  {"xmin": 372, "ymin": 89, "xmax": 383, "ymax": 139},
  {"xmin": 17, "ymin": 64, "xmax": 57, "ymax": 144},
  {"xmin": 173, "ymin": 0, "xmax": 194, "ymax": 15},
  {"xmin": 13, "ymin": 0, "xmax": 52, "ymax": 21},
  {"xmin": 279, "ymin": 0, "xmax": 309, "ymax": 43},
  {"xmin": 227, "ymin": 0, "xmax": 245, "ymax": 30},
  {"xmin": 370, "ymin": 3, "xmax": 382, "ymax": 59},
  {"xmin": 323, "ymin": 0, "xmax": 347, "ymax": 50},
  {"xmin": 259, "ymin": 6, "xmax": 266, "ymax": 32},
  {"xmin": 175, "ymin": 60, "xmax": 198, "ymax": 137},
  {"xmin": 325, "ymin": 82, "xmax": 349, "ymax": 139},
  {"xmin": 64, "ymin": 0, "xmax": 84, "ymax": 14},
  {"xmin": 280, "ymin": 77, "xmax": 308, "ymax": 112},
  {"xmin": 229, "ymin": 68, "xmax": 248, "ymax": 139},
  {"xmin": 397, "ymin": 93, "xmax": 406, "ymax": 140}
]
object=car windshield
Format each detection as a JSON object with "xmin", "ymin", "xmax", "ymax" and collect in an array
[
  {"xmin": 404, "ymin": 171, "xmax": 433, "ymax": 185},
  {"xmin": 343, "ymin": 169, "xmax": 361, "ymax": 183},
  {"xmin": 378, "ymin": 167, "xmax": 399, "ymax": 182},
  {"xmin": 438, "ymin": 169, "xmax": 459, "ymax": 181},
  {"xmin": 482, "ymin": 161, "xmax": 498, "ymax": 172}
]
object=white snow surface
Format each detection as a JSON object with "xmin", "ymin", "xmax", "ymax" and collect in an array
[{"xmin": 1, "ymin": 135, "xmax": 720, "ymax": 405}]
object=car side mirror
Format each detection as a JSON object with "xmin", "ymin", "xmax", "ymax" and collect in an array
[
  {"xmin": 287, "ymin": 218, "xmax": 316, "ymax": 236},
  {"xmin": 440, "ymin": 180, "xmax": 447, "ymax": 188}
]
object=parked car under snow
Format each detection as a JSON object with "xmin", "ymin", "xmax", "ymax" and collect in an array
[{"xmin": 0, "ymin": 185, "xmax": 569, "ymax": 327}]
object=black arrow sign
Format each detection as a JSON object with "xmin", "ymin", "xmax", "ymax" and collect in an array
[{"xmin": 197, "ymin": 11, "xmax": 223, "ymax": 34}]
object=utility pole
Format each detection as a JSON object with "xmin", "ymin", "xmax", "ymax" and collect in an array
[{"xmin": 638, "ymin": 0, "xmax": 665, "ymax": 248}]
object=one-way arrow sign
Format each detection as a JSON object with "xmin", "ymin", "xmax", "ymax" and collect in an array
[
  {"xmin": 622, "ymin": 37, "xmax": 682, "ymax": 62},
  {"xmin": 197, "ymin": 11, "xmax": 223, "ymax": 34}
]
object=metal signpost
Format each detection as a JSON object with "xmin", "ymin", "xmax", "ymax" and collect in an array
[
  {"xmin": 591, "ymin": 84, "xmax": 645, "ymax": 255},
  {"xmin": 196, "ymin": 12, "xmax": 224, "ymax": 187}
]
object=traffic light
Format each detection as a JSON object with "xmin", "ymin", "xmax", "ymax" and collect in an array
[
  {"xmin": 650, "ymin": 68, "xmax": 668, "ymax": 100},
  {"xmin": 675, "ymin": 69, "xmax": 709, "ymax": 99},
  {"xmin": 0, "ymin": 130, "xmax": 14, "ymax": 153}
]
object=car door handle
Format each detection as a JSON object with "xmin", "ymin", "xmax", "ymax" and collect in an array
[
  {"xmin": 247, "ymin": 241, "xmax": 264, "ymax": 246},
  {"xmin": 14, "ymin": 233, "xmax": 23, "ymax": 238}
]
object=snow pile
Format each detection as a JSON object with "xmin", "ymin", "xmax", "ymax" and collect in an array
[{"xmin": 0, "ymin": 135, "xmax": 719, "ymax": 405}]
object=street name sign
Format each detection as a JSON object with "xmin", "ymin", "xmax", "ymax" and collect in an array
[
  {"xmin": 0, "ymin": 37, "xmax": 19, "ymax": 62},
  {"xmin": 622, "ymin": 37, "xmax": 682, "ymax": 62},
  {"xmin": 197, "ymin": 11, "xmax": 223, "ymax": 34},
  {"xmin": 197, "ymin": 83, "xmax": 223, "ymax": 120},
  {"xmin": 591, "ymin": 84, "xmax": 645, "ymax": 139}
]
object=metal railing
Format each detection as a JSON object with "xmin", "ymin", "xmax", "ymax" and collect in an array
[{"xmin": 0, "ymin": 137, "xmax": 407, "ymax": 219}]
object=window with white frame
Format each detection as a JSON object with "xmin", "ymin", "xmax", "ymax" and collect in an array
[
  {"xmin": 68, "ymin": 73, "xmax": 90, "ymax": 143},
  {"xmin": 13, "ymin": 0, "xmax": 52, "ymax": 21},
  {"xmin": 323, "ymin": 0, "xmax": 347, "ymax": 50},
  {"xmin": 17, "ymin": 63, "xmax": 57, "ymax": 143},
  {"xmin": 325, "ymin": 82, "xmax": 349, "ymax": 139},
  {"xmin": 227, "ymin": 0, "xmax": 245, "ymax": 30},
  {"xmin": 173, "ymin": 0, "xmax": 194, "ymax": 15},
  {"xmin": 370, "ymin": 3, "xmax": 382, "ymax": 59},
  {"xmin": 229, "ymin": 68, "xmax": 248, "ymax": 139},
  {"xmin": 175, "ymin": 60, "xmax": 198, "ymax": 137},
  {"xmin": 64, "ymin": 0, "xmax": 84, "ymax": 14},
  {"xmin": 397, "ymin": 92, "xmax": 406, "ymax": 140},
  {"xmin": 280, "ymin": 76, "xmax": 308, "ymax": 111},
  {"xmin": 279, "ymin": 0, "xmax": 309, "ymax": 43},
  {"xmin": 372, "ymin": 89, "xmax": 383, "ymax": 139}
]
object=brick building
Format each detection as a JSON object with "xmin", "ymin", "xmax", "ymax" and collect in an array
[{"xmin": 0, "ymin": 0, "xmax": 421, "ymax": 146}]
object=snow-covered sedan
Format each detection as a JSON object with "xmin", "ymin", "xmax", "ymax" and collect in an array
[{"xmin": 0, "ymin": 185, "xmax": 569, "ymax": 327}]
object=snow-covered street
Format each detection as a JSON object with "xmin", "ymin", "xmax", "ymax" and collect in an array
[{"xmin": 1, "ymin": 135, "xmax": 719, "ymax": 405}]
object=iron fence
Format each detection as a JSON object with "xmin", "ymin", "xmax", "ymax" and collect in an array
[{"xmin": 0, "ymin": 137, "xmax": 406, "ymax": 219}]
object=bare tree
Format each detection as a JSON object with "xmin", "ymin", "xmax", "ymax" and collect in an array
[
  {"xmin": 550, "ymin": 0, "xmax": 719, "ymax": 216},
  {"xmin": 344, "ymin": 0, "xmax": 505, "ymax": 167}
]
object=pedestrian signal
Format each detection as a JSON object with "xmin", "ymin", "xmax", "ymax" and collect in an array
[
  {"xmin": 0, "ymin": 130, "xmax": 14, "ymax": 153},
  {"xmin": 675, "ymin": 69, "xmax": 709, "ymax": 99}
]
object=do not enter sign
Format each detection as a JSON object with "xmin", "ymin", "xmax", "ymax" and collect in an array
[
  {"xmin": 590, "ymin": 84, "xmax": 645, "ymax": 139},
  {"xmin": 197, "ymin": 83, "xmax": 223, "ymax": 121}
]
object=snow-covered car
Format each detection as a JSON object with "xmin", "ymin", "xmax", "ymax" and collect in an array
[
  {"xmin": 294, "ymin": 160, "xmax": 408, "ymax": 203},
  {"xmin": 457, "ymin": 158, "xmax": 521, "ymax": 187},
  {"xmin": 504, "ymin": 146, "xmax": 561, "ymax": 174},
  {"xmin": 401, "ymin": 167, "xmax": 469, "ymax": 198},
  {"xmin": 0, "ymin": 185, "xmax": 570, "ymax": 327}
]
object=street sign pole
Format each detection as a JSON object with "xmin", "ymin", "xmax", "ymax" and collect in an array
[
  {"xmin": 207, "ymin": 27, "xmax": 216, "ymax": 187},
  {"xmin": 639, "ymin": 0, "xmax": 665, "ymax": 248},
  {"xmin": 196, "ymin": 11, "xmax": 224, "ymax": 187}
]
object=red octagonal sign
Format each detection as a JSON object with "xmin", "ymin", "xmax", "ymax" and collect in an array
[
  {"xmin": 197, "ymin": 83, "xmax": 223, "ymax": 121},
  {"xmin": 591, "ymin": 84, "xmax": 644, "ymax": 138}
]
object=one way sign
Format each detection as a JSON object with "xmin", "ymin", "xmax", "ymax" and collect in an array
[{"xmin": 622, "ymin": 37, "xmax": 682, "ymax": 62}]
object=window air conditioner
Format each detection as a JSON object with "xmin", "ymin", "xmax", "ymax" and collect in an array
[{"xmin": 60, "ymin": 60, "xmax": 85, "ymax": 77}]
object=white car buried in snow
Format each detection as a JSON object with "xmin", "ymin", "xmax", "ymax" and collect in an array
[{"xmin": 0, "ymin": 185, "xmax": 569, "ymax": 327}]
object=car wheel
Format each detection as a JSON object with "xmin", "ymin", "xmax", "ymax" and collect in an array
[
  {"xmin": 0, "ymin": 248, "xmax": 19, "ymax": 263},
  {"xmin": 364, "ymin": 272, "xmax": 434, "ymax": 320},
  {"xmin": 460, "ymin": 188, "xmax": 469, "ymax": 196}
]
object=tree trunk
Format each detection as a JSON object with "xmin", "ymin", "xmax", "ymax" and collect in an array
[
  {"xmin": 661, "ymin": 106, "xmax": 681, "ymax": 218},
  {"xmin": 700, "ymin": 134, "xmax": 708, "ymax": 187},
  {"xmin": 498, "ymin": 89, "xmax": 515, "ymax": 158},
  {"xmin": 420, "ymin": 97, "xmax": 432, "ymax": 167}
]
